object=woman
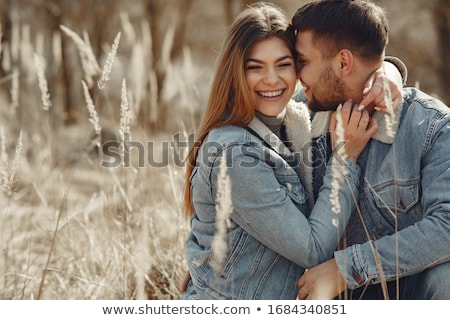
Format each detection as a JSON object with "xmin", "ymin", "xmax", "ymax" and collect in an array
[{"xmin": 181, "ymin": 2, "xmax": 401, "ymax": 299}]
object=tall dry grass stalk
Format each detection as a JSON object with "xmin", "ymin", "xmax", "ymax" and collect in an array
[
  {"xmin": 7, "ymin": 130, "xmax": 23, "ymax": 197},
  {"xmin": 330, "ymin": 104, "xmax": 348, "ymax": 221},
  {"xmin": 33, "ymin": 53, "xmax": 52, "ymax": 111},
  {"xmin": 36, "ymin": 179, "xmax": 72, "ymax": 300},
  {"xmin": 81, "ymin": 80, "xmax": 102, "ymax": 136},
  {"xmin": 210, "ymin": 155, "xmax": 233, "ymax": 274},
  {"xmin": 118, "ymin": 77, "xmax": 138, "ymax": 298},
  {"xmin": 59, "ymin": 25, "xmax": 100, "ymax": 88},
  {"xmin": 365, "ymin": 68, "xmax": 398, "ymax": 299},
  {"xmin": 33, "ymin": 51, "xmax": 55, "ymax": 165},
  {"xmin": 0, "ymin": 128, "xmax": 23, "ymax": 197},
  {"xmin": 324, "ymin": 86, "xmax": 398, "ymax": 299},
  {"xmin": 0, "ymin": 128, "xmax": 10, "ymax": 196},
  {"xmin": 97, "ymin": 32, "xmax": 121, "ymax": 90},
  {"xmin": 119, "ymin": 78, "xmax": 131, "ymax": 143}
]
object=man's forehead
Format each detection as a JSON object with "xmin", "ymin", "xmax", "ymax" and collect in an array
[{"xmin": 295, "ymin": 30, "xmax": 315, "ymax": 54}]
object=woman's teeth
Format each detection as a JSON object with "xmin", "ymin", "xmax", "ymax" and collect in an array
[{"xmin": 258, "ymin": 90, "xmax": 283, "ymax": 98}]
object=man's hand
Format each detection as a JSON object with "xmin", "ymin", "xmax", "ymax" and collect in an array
[{"xmin": 297, "ymin": 258, "xmax": 347, "ymax": 300}]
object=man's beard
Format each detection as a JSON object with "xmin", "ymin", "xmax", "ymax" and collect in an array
[{"xmin": 307, "ymin": 65, "xmax": 349, "ymax": 113}]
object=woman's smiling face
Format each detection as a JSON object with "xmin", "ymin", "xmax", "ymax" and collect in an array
[{"xmin": 245, "ymin": 37, "xmax": 297, "ymax": 116}]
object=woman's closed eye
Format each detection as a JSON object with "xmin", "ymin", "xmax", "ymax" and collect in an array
[
  {"xmin": 246, "ymin": 64, "xmax": 262, "ymax": 71},
  {"xmin": 278, "ymin": 62, "xmax": 294, "ymax": 68}
]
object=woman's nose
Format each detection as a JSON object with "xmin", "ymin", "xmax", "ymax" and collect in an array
[{"xmin": 263, "ymin": 69, "xmax": 279, "ymax": 85}]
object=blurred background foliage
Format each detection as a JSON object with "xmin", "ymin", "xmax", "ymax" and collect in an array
[{"xmin": 0, "ymin": 0, "xmax": 448, "ymax": 136}]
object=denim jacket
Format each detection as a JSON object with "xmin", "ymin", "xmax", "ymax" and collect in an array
[
  {"xmin": 182, "ymin": 101, "xmax": 361, "ymax": 299},
  {"xmin": 311, "ymin": 88, "xmax": 450, "ymax": 289}
]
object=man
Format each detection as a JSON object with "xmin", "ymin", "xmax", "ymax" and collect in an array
[{"xmin": 292, "ymin": 0, "xmax": 450, "ymax": 299}]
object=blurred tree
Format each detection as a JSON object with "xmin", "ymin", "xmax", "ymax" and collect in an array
[
  {"xmin": 143, "ymin": 0, "xmax": 194, "ymax": 132},
  {"xmin": 0, "ymin": 0, "xmax": 120, "ymax": 127}
]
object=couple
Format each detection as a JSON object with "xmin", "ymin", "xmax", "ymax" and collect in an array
[{"xmin": 181, "ymin": 0, "xmax": 450, "ymax": 300}]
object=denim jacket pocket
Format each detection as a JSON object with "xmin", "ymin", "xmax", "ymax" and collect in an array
[
  {"xmin": 217, "ymin": 228, "xmax": 250, "ymax": 278},
  {"xmin": 371, "ymin": 179, "xmax": 423, "ymax": 230},
  {"xmin": 363, "ymin": 180, "xmax": 421, "ymax": 235},
  {"xmin": 372, "ymin": 179, "xmax": 420, "ymax": 214},
  {"xmin": 190, "ymin": 227, "xmax": 250, "ymax": 282}
]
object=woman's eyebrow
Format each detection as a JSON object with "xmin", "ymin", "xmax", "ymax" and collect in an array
[{"xmin": 246, "ymin": 55, "xmax": 294, "ymax": 63}]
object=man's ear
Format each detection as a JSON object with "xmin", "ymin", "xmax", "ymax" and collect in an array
[{"xmin": 337, "ymin": 49, "xmax": 354, "ymax": 76}]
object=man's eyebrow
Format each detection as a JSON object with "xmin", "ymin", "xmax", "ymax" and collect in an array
[{"xmin": 246, "ymin": 55, "xmax": 294, "ymax": 63}]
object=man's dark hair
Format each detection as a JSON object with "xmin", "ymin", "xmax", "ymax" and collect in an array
[{"xmin": 291, "ymin": 0, "xmax": 389, "ymax": 61}]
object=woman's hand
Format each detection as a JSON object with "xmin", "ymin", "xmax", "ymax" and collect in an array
[
  {"xmin": 330, "ymin": 100, "xmax": 378, "ymax": 163},
  {"xmin": 359, "ymin": 62, "xmax": 403, "ymax": 112}
]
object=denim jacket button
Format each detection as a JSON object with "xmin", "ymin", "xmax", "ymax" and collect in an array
[{"xmin": 353, "ymin": 271, "xmax": 363, "ymax": 284}]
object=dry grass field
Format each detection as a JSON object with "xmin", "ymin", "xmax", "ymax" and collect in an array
[{"xmin": 0, "ymin": 19, "xmax": 195, "ymax": 299}]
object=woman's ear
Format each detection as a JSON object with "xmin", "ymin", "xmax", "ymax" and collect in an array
[{"xmin": 337, "ymin": 49, "xmax": 354, "ymax": 76}]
